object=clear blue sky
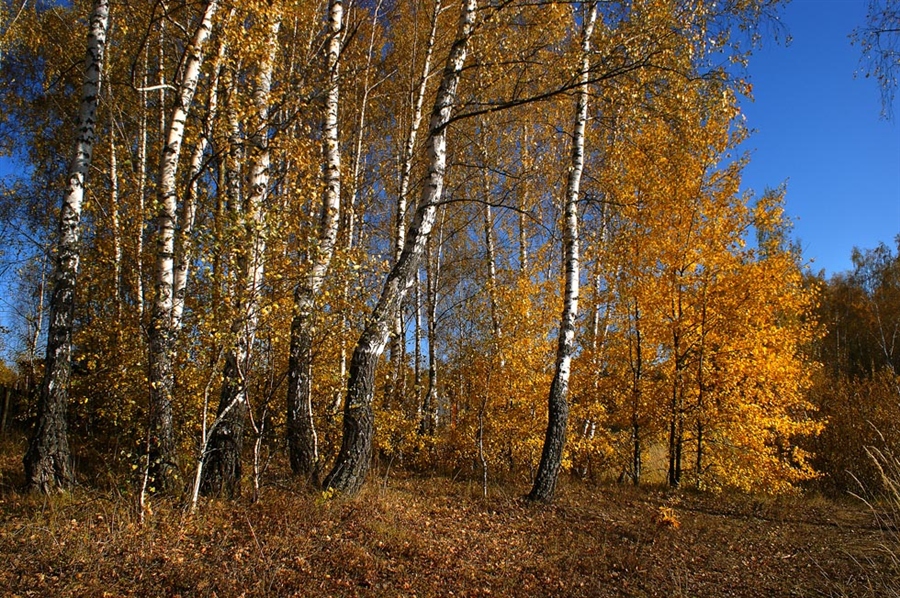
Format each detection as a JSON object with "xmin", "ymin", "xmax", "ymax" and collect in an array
[{"xmin": 739, "ymin": 0, "xmax": 900, "ymax": 277}]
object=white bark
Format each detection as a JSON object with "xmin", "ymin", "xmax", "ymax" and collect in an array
[
  {"xmin": 135, "ymin": 46, "xmax": 148, "ymax": 319},
  {"xmin": 529, "ymin": 2, "xmax": 597, "ymax": 502},
  {"xmin": 396, "ymin": 0, "xmax": 441, "ymax": 261},
  {"xmin": 286, "ymin": 0, "xmax": 343, "ymax": 480},
  {"xmin": 24, "ymin": 0, "xmax": 109, "ymax": 492},
  {"xmin": 480, "ymin": 159, "xmax": 501, "ymax": 342},
  {"xmin": 147, "ymin": 0, "xmax": 219, "ymax": 490},
  {"xmin": 519, "ymin": 130, "xmax": 531, "ymax": 273},
  {"xmin": 108, "ymin": 114, "xmax": 121, "ymax": 316},
  {"xmin": 172, "ymin": 28, "xmax": 229, "ymax": 330},
  {"xmin": 323, "ymin": 0, "xmax": 478, "ymax": 496},
  {"xmin": 315, "ymin": 0, "xmax": 343, "ymax": 289},
  {"xmin": 420, "ymin": 210, "xmax": 444, "ymax": 434},
  {"xmin": 388, "ymin": 0, "xmax": 442, "ymax": 400},
  {"xmin": 153, "ymin": 0, "xmax": 218, "ymax": 330}
]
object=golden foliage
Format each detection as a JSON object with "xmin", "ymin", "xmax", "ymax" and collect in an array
[{"xmin": 0, "ymin": 0, "xmax": 842, "ymax": 498}]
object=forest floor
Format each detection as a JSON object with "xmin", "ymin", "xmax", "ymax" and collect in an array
[{"xmin": 0, "ymin": 435, "xmax": 896, "ymax": 597}]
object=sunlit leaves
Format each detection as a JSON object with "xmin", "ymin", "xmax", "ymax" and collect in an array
[{"xmin": 0, "ymin": 0, "xmax": 824, "ymax": 495}]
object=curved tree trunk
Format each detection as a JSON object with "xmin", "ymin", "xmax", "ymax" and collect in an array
[
  {"xmin": 529, "ymin": 2, "xmax": 597, "ymax": 502},
  {"xmin": 322, "ymin": 0, "xmax": 477, "ymax": 496},
  {"xmin": 286, "ymin": 0, "xmax": 343, "ymax": 483},
  {"xmin": 172, "ymin": 24, "xmax": 229, "ymax": 331},
  {"xmin": 24, "ymin": 0, "xmax": 109, "ymax": 493},
  {"xmin": 388, "ymin": 0, "xmax": 441, "ymax": 408},
  {"xmin": 146, "ymin": 0, "xmax": 218, "ymax": 493}
]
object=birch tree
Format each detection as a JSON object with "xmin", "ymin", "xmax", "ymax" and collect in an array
[
  {"xmin": 23, "ymin": 0, "xmax": 109, "ymax": 493},
  {"xmin": 419, "ymin": 211, "xmax": 444, "ymax": 435},
  {"xmin": 528, "ymin": 1, "xmax": 597, "ymax": 502},
  {"xmin": 171, "ymin": 19, "xmax": 231, "ymax": 332},
  {"xmin": 146, "ymin": 0, "xmax": 218, "ymax": 491},
  {"xmin": 286, "ymin": 0, "xmax": 343, "ymax": 482},
  {"xmin": 387, "ymin": 0, "xmax": 441, "ymax": 407},
  {"xmin": 322, "ymin": 0, "xmax": 477, "ymax": 496},
  {"xmin": 199, "ymin": 10, "xmax": 281, "ymax": 498}
]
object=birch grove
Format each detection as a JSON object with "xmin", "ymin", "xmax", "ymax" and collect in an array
[{"xmin": 1, "ymin": 0, "xmax": 828, "ymax": 501}]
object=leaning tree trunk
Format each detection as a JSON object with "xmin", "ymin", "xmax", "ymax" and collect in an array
[
  {"xmin": 286, "ymin": 0, "xmax": 342, "ymax": 483},
  {"xmin": 322, "ymin": 0, "xmax": 478, "ymax": 497},
  {"xmin": 146, "ymin": 0, "xmax": 218, "ymax": 493},
  {"xmin": 23, "ymin": 0, "xmax": 109, "ymax": 493},
  {"xmin": 172, "ymin": 26, "xmax": 229, "ymax": 331},
  {"xmin": 200, "ymin": 14, "xmax": 280, "ymax": 499},
  {"xmin": 528, "ymin": 2, "xmax": 597, "ymax": 502},
  {"xmin": 387, "ymin": 0, "xmax": 441, "ymax": 407},
  {"xmin": 394, "ymin": 0, "xmax": 440, "ymax": 275}
]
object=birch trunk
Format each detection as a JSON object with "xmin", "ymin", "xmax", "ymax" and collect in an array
[
  {"xmin": 481, "ymin": 166, "xmax": 501, "ymax": 342},
  {"xmin": 286, "ymin": 0, "xmax": 342, "ymax": 482},
  {"xmin": 528, "ymin": 2, "xmax": 597, "ymax": 502},
  {"xmin": 518, "ymin": 131, "xmax": 530, "ymax": 273},
  {"xmin": 109, "ymin": 117, "xmax": 121, "ymax": 318},
  {"xmin": 172, "ymin": 28, "xmax": 228, "ymax": 330},
  {"xmin": 388, "ymin": 0, "xmax": 441, "ymax": 405},
  {"xmin": 322, "ymin": 0, "xmax": 477, "ymax": 496},
  {"xmin": 146, "ymin": 0, "xmax": 218, "ymax": 492},
  {"xmin": 135, "ymin": 47, "xmax": 148, "ymax": 319},
  {"xmin": 413, "ymin": 271, "xmax": 423, "ymax": 411},
  {"xmin": 23, "ymin": 0, "xmax": 109, "ymax": 493},
  {"xmin": 419, "ymin": 212, "xmax": 443, "ymax": 435},
  {"xmin": 200, "ymin": 15, "xmax": 280, "ymax": 498}
]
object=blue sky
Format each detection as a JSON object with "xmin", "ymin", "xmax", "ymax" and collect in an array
[{"xmin": 739, "ymin": 0, "xmax": 900, "ymax": 277}]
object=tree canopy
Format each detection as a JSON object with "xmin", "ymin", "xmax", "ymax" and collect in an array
[{"xmin": 0, "ymin": 0, "xmax": 867, "ymax": 501}]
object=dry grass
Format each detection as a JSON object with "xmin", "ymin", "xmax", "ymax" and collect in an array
[
  {"xmin": 0, "ymin": 434, "xmax": 894, "ymax": 597},
  {"xmin": 848, "ymin": 446, "xmax": 900, "ymax": 598}
]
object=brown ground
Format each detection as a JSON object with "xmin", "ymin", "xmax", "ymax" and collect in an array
[{"xmin": 0, "ymin": 440, "xmax": 895, "ymax": 597}]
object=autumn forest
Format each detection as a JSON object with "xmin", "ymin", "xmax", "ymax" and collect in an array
[{"xmin": 0, "ymin": 1, "xmax": 899, "ymax": 591}]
